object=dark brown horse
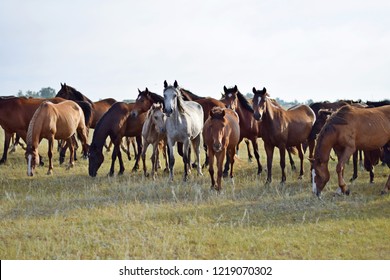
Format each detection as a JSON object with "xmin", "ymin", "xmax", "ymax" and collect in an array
[
  {"xmin": 310, "ymin": 105, "xmax": 390, "ymax": 197},
  {"xmin": 220, "ymin": 86, "xmax": 263, "ymax": 175},
  {"xmin": 130, "ymin": 88, "xmax": 164, "ymax": 118},
  {"xmin": 0, "ymin": 96, "xmax": 66, "ymax": 164},
  {"xmin": 56, "ymin": 83, "xmax": 116, "ymax": 127},
  {"xmin": 252, "ymin": 87, "xmax": 316, "ymax": 183},
  {"xmin": 203, "ymin": 107, "xmax": 240, "ymax": 191},
  {"xmin": 88, "ymin": 102, "xmax": 145, "ymax": 177},
  {"xmin": 25, "ymin": 100, "xmax": 89, "ymax": 176}
]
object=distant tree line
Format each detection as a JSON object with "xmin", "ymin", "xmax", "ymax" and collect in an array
[
  {"xmin": 244, "ymin": 92, "xmax": 313, "ymax": 108},
  {"xmin": 17, "ymin": 87, "xmax": 56, "ymax": 98}
]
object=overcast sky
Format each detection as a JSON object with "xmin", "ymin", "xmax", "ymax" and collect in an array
[{"xmin": 0, "ymin": 0, "xmax": 389, "ymax": 102}]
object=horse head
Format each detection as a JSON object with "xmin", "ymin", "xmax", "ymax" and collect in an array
[
  {"xmin": 209, "ymin": 107, "xmax": 227, "ymax": 153},
  {"xmin": 163, "ymin": 80, "xmax": 180, "ymax": 117},
  {"xmin": 131, "ymin": 88, "xmax": 153, "ymax": 118},
  {"xmin": 25, "ymin": 144, "xmax": 39, "ymax": 176},
  {"xmin": 221, "ymin": 85, "xmax": 239, "ymax": 111},
  {"xmin": 309, "ymin": 157, "xmax": 330, "ymax": 197},
  {"xmin": 88, "ymin": 143, "xmax": 104, "ymax": 177},
  {"xmin": 252, "ymin": 87, "xmax": 268, "ymax": 121},
  {"xmin": 150, "ymin": 103, "xmax": 167, "ymax": 134}
]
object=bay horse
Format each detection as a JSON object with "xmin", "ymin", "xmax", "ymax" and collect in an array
[
  {"xmin": 141, "ymin": 103, "xmax": 168, "ymax": 180},
  {"xmin": 0, "ymin": 96, "xmax": 66, "ymax": 164},
  {"xmin": 203, "ymin": 107, "xmax": 240, "ymax": 191},
  {"xmin": 163, "ymin": 80, "xmax": 204, "ymax": 181},
  {"xmin": 56, "ymin": 83, "xmax": 117, "ymax": 128},
  {"xmin": 310, "ymin": 105, "xmax": 390, "ymax": 197},
  {"xmin": 25, "ymin": 100, "xmax": 89, "ymax": 176},
  {"xmin": 252, "ymin": 87, "xmax": 316, "ymax": 183},
  {"xmin": 220, "ymin": 85, "xmax": 263, "ymax": 175},
  {"xmin": 88, "ymin": 102, "xmax": 145, "ymax": 177},
  {"xmin": 130, "ymin": 88, "xmax": 164, "ymax": 118}
]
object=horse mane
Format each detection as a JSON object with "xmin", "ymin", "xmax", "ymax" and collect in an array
[
  {"xmin": 27, "ymin": 101, "xmax": 48, "ymax": 149},
  {"xmin": 64, "ymin": 85, "xmax": 94, "ymax": 104},
  {"xmin": 180, "ymin": 88, "xmax": 204, "ymax": 101},
  {"xmin": 74, "ymin": 101, "xmax": 93, "ymax": 128},
  {"xmin": 236, "ymin": 91, "xmax": 254, "ymax": 113},
  {"xmin": 210, "ymin": 107, "xmax": 226, "ymax": 120},
  {"xmin": 325, "ymin": 105, "xmax": 351, "ymax": 126}
]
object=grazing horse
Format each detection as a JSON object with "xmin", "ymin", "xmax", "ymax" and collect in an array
[
  {"xmin": 203, "ymin": 107, "xmax": 240, "ymax": 191},
  {"xmin": 25, "ymin": 100, "xmax": 89, "ymax": 176},
  {"xmin": 56, "ymin": 83, "xmax": 116, "ymax": 128},
  {"xmin": 220, "ymin": 85, "xmax": 263, "ymax": 174},
  {"xmin": 252, "ymin": 87, "xmax": 316, "ymax": 183},
  {"xmin": 163, "ymin": 80, "xmax": 204, "ymax": 181},
  {"xmin": 141, "ymin": 103, "xmax": 168, "ymax": 180},
  {"xmin": 310, "ymin": 105, "xmax": 390, "ymax": 196},
  {"xmin": 88, "ymin": 102, "xmax": 145, "ymax": 177},
  {"xmin": 0, "ymin": 96, "xmax": 66, "ymax": 164}
]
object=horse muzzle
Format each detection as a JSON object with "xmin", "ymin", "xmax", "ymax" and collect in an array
[
  {"xmin": 213, "ymin": 143, "xmax": 223, "ymax": 153},
  {"xmin": 253, "ymin": 112, "xmax": 262, "ymax": 121}
]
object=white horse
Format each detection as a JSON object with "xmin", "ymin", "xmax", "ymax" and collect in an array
[{"xmin": 163, "ymin": 80, "xmax": 204, "ymax": 181}]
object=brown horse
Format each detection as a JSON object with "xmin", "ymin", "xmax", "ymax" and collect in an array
[
  {"xmin": 0, "ymin": 96, "xmax": 66, "ymax": 164},
  {"xmin": 56, "ymin": 83, "xmax": 116, "ymax": 127},
  {"xmin": 141, "ymin": 103, "xmax": 168, "ymax": 180},
  {"xmin": 220, "ymin": 86, "xmax": 263, "ymax": 175},
  {"xmin": 25, "ymin": 100, "xmax": 89, "ymax": 176},
  {"xmin": 130, "ymin": 88, "xmax": 164, "ymax": 118},
  {"xmin": 310, "ymin": 105, "xmax": 390, "ymax": 197},
  {"xmin": 203, "ymin": 107, "xmax": 240, "ymax": 191},
  {"xmin": 252, "ymin": 87, "xmax": 316, "ymax": 183},
  {"xmin": 88, "ymin": 102, "xmax": 145, "ymax": 177}
]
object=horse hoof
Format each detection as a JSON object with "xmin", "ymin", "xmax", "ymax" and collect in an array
[
  {"xmin": 381, "ymin": 190, "xmax": 388, "ymax": 195},
  {"xmin": 47, "ymin": 170, "xmax": 53, "ymax": 175},
  {"xmin": 298, "ymin": 175, "xmax": 303, "ymax": 180}
]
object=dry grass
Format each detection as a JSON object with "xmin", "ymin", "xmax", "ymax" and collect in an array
[{"xmin": 0, "ymin": 130, "xmax": 389, "ymax": 259}]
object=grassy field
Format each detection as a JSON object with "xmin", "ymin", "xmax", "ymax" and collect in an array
[{"xmin": 0, "ymin": 130, "xmax": 389, "ymax": 260}]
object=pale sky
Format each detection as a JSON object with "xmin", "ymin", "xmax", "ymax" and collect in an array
[{"xmin": 0, "ymin": 0, "xmax": 389, "ymax": 102}]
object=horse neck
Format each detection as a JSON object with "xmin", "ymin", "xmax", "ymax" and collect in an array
[
  {"xmin": 26, "ymin": 106, "xmax": 45, "ymax": 151},
  {"xmin": 262, "ymin": 98, "xmax": 281, "ymax": 125},
  {"xmin": 315, "ymin": 127, "xmax": 336, "ymax": 163}
]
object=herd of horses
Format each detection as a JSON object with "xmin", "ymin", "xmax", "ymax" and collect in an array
[{"xmin": 1, "ymin": 82, "xmax": 389, "ymax": 197}]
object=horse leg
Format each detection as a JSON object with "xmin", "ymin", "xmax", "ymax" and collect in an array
[
  {"xmin": 132, "ymin": 135, "xmax": 142, "ymax": 171},
  {"xmin": 228, "ymin": 146, "xmax": 236, "ymax": 179},
  {"xmin": 151, "ymin": 143, "xmax": 159, "ymax": 180},
  {"xmin": 308, "ymin": 138, "xmax": 315, "ymax": 159},
  {"xmin": 279, "ymin": 146, "xmax": 287, "ymax": 183},
  {"xmin": 245, "ymin": 139, "xmax": 253, "ymax": 162},
  {"xmin": 182, "ymin": 140, "xmax": 191, "ymax": 182},
  {"xmin": 223, "ymin": 150, "xmax": 231, "ymax": 177},
  {"xmin": 381, "ymin": 175, "xmax": 390, "ymax": 195},
  {"xmin": 59, "ymin": 140, "xmax": 67, "ymax": 165},
  {"xmin": 109, "ymin": 142, "xmax": 119, "ymax": 176},
  {"xmin": 0, "ymin": 131, "xmax": 12, "ymax": 164},
  {"xmin": 350, "ymin": 150, "xmax": 358, "ymax": 182},
  {"xmin": 336, "ymin": 147, "xmax": 355, "ymax": 195},
  {"xmin": 297, "ymin": 144, "xmax": 304, "ymax": 179},
  {"xmin": 202, "ymin": 144, "xmax": 209, "ymax": 169},
  {"xmin": 264, "ymin": 142, "xmax": 274, "ymax": 184},
  {"xmin": 167, "ymin": 139, "xmax": 175, "ymax": 181},
  {"xmin": 208, "ymin": 148, "xmax": 216, "ymax": 189},
  {"xmin": 141, "ymin": 141, "xmax": 149, "ymax": 177},
  {"xmin": 47, "ymin": 138, "xmax": 54, "ymax": 175},
  {"xmin": 216, "ymin": 150, "xmax": 226, "ymax": 191},
  {"xmin": 66, "ymin": 138, "xmax": 75, "ymax": 170},
  {"xmin": 131, "ymin": 137, "xmax": 137, "ymax": 160},
  {"xmin": 287, "ymin": 148, "xmax": 296, "ymax": 171},
  {"xmin": 162, "ymin": 141, "xmax": 169, "ymax": 173},
  {"xmin": 251, "ymin": 138, "xmax": 263, "ymax": 174},
  {"xmin": 192, "ymin": 134, "xmax": 203, "ymax": 176}
]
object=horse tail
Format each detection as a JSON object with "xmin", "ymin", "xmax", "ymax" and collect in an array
[{"xmin": 75, "ymin": 101, "xmax": 93, "ymax": 128}]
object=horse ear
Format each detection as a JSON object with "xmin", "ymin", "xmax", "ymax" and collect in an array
[
  {"xmin": 209, "ymin": 108, "xmax": 214, "ymax": 118},
  {"xmin": 263, "ymin": 87, "xmax": 267, "ymax": 93},
  {"xmin": 174, "ymin": 80, "xmax": 178, "ymax": 88},
  {"xmin": 145, "ymin": 87, "xmax": 149, "ymax": 93},
  {"xmin": 234, "ymin": 85, "xmax": 238, "ymax": 91},
  {"xmin": 252, "ymin": 87, "xmax": 257, "ymax": 94},
  {"xmin": 138, "ymin": 88, "xmax": 141, "ymax": 94},
  {"xmin": 223, "ymin": 86, "xmax": 228, "ymax": 93},
  {"xmin": 221, "ymin": 93, "xmax": 225, "ymax": 98},
  {"xmin": 222, "ymin": 109, "xmax": 226, "ymax": 117},
  {"xmin": 164, "ymin": 80, "xmax": 168, "ymax": 88}
]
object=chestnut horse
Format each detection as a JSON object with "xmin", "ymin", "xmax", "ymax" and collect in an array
[
  {"xmin": 141, "ymin": 103, "xmax": 168, "ymax": 180},
  {"xmin": 203, "ymin": 107, "xmax": 240, "ymax": 191},
  {"xmin": 88, "ymin": 102, "xmax": 145, "ymax": 177},
  {"xmin": 25, "ymin": 100, "xmax": 89, "ymax": 176},
  {"xmin": 310, "ymin": 105, "xmax": 390, "ymax": 197},
  {"xmin": 56, "ymin": 83, "xmax": 116, "ymax": 128},
  {"xmin": 0, "ymin": 96, "xmax": 66, "ymax": 164},
  {"xmin": 252, "ymin": 87, "xmax": 316, "ymax": 183}
]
